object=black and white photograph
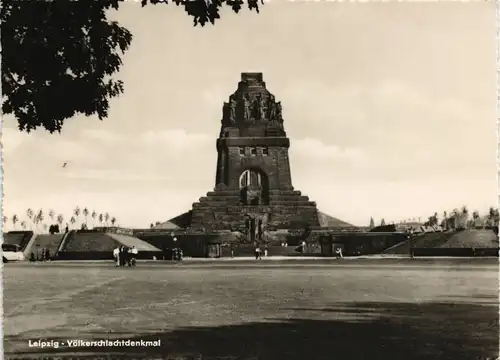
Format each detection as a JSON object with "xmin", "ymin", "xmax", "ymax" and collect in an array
[{"xmin": 1, "ymin": 1, "xmax": 499, "ymax": 359}]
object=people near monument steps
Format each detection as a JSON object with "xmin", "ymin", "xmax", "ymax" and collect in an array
[
  {"xmin": 255, "ymin": 246, "xmax": 262, "ymax": 260},
  {"xmin": 113, "ymin": 245, "xmax": 139, "ymax": 267},
  {"xmin": 27, "ymin": 248, "xmax": 52, "ymax": 262},
  {"xmin": 172, "ymin": 248, "xmax": 183, "ymax": 261}
]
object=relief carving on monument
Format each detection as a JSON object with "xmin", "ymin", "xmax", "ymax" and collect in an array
[{"xmin": 222, "ymin": 87, "xmax": 283, "ymax": 126}]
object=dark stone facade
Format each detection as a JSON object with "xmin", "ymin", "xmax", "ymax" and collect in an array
[{"xmin": 190, "ymin": 73, "xmax": 320, "ymax": 232}]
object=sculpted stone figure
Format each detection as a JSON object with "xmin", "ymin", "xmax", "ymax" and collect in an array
[
  {"xmin": 276, "ymin": 102, "xmax": 283, "ymax": 121},
  {"xmin": 222, "ymin": 102, "xmax": 230, "ymax": 123},
  {"xmin": 259, "ymin": 96, "xmax": 268, "ymax": 121},
  {"xmin": 243, "ymin": 94, "xmax": 251, "ymax": 121},
  {"xmin": 229, "ymin": 98, "xmax": 237, "ymax": 123},
  {"xmin": 269, "ymin": 101, "xmax": 277, "ymax": 121}
]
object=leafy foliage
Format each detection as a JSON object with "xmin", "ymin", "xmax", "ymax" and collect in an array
[
  {"xmin": 141, "ymin": 0, "xmax": 262, "ymax": 26},
  {"xmin": 1, "ymin": 0, "xmax": 261, "ymax": 133}
]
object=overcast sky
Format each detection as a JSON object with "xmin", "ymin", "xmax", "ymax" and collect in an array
[{"xmin": 2, "ymin": 2, "xmax": 497, "ymax": 229}]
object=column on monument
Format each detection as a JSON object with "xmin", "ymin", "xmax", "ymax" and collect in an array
[{"xmin": 249, "ymin": 170, "xmax": 259, "ymax": 187}]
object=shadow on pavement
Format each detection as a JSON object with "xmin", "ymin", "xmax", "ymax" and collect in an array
[{"xmin": 9, "ymin": 301, "xmax": 499, "ymax": 360}]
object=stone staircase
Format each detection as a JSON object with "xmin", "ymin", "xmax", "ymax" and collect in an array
[
  {"xmin": 28, "ymin": 234, "xmax": 65, "ymax": 259},
  {"xmin": 190, "ymin": 188, "xmax": 320, "ymax": 231}
]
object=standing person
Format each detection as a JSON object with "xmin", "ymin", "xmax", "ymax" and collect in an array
[
  {"xmin": 45, "ymin": 249, "xmax": 51, "ymax": 261},
  {"xmin": 119, "ymin": 246, "xmax": 126, "ymax": 267},
  {"xmin": 254, "ymin": 246, "xmax": 260, "ymax": 260},
  {"xmin": 113, "ymin": 247, "xmax": 120, "ymax": 266},
  {"xmin": 41, "ymin": 248, "xmax": 46, "ymax": 262},
  {"xmin": 124, "ymin": 247, "xmax": 132, "ymax": 267},
  {"xmin": 130, "ymin": 246, "xmax": 138, "ymax": 266}
]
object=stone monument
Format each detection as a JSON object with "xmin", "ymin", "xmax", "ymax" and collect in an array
[{"xmin": 189, "ymin": 72, "xmax": 320, "ymax": 232}]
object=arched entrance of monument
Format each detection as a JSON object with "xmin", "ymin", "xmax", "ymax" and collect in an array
[{"xmin": 239, "ymin": 168, "xmax": 269, "ymax": 205}]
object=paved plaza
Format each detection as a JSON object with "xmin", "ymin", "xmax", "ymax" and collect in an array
[{"xmin": 3, "ymin": 260, "xmax": 499, "ymax": 360}]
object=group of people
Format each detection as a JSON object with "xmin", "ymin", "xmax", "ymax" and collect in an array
[
  {"xmin": 29, "ymin": 248, "xmax": 51, "ymax": 262},
  {"xmin": 254, "ymin": 246, "xmax": 268, "ymax": 260},
  {"xmin": 113, "ymin": 245, "xmax": 138, "ymax": 267}
]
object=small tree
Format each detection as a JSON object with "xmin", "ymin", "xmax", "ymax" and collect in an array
[
  {"xmin": 91, "ymin": 210, "xmax": 97, "ymax": 228},
  {"xmin": 461, "ymin": 206, "xmax": 469, "ymax": 229},
  {"xmin": 450, "ymin": 208, "xmax": 460, "ymax": 230},
  {"xmin": 74, "ymin": 206, "xmax": 81, "ymax": 227},
  {"xmin": 26, "ymin": 208, "xmax": 34, "ymax": 228},
  {"xmin": 70, "ymin": 216, "xmax": 76, "ymax": 229},
  {"xmin": 369, "ymin": 217, "xmax": 375, "ymax": 229},
  {"xmin": 98, "ymin": 213, "xmax": 104, "ymax": 226},
  {"xmin": 487, "ymin": 207, "xmax": 500, "ymax": 228},
  {"xmin": 111, "ymin": 217, "xmax": 117, "ymax": 226},
  {"xmin": 104, "ymin": 212, "xmax": 110, "ymax": 226},
  {"xmin": 48, "ymin": 209, "xmax": 55, "ymax": 223},
  {"xmin": 380, "ymin": 218, "xmax": 386, "ymax": 226},
  {"xmin": 57, "ymin": 214, "xmax": 64, "ymax": 227},
  {"xmin": 12, "ymin": 214, "xmax": 19, "ymax": 230},
  {"xmin": 83, "ymin": 208, "xmax": 89, "ymax": 227},
  {"xmin": 36, "ymin": 209, "xmax": 44, "ymax": 232},
  {"xmin": 20, "ymin": 220, "xmax": 26, "ymax": 230}
]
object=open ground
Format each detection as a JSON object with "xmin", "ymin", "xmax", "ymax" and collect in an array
[{"xmin": 3, "ymin": 260, "xmax": 499, "ymax": 360}]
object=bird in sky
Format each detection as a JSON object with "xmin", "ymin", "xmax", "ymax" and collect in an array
[{"xmin": 62, "ymin": 162, "xmax": 68, "ymax": 168}]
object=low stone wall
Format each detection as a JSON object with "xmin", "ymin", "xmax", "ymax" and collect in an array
[
  {"xmin": 316, "ymin": 232, "xmax": 406, "ymax": 256},
  {"xmin": 412, "ymin": 248, "xmax": 499, "ymax": 257}
]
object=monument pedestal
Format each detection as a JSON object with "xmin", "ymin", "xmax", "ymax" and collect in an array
[{"xmin": 190, "ymin": 189, "xmax": 320, "ymax": 231}]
